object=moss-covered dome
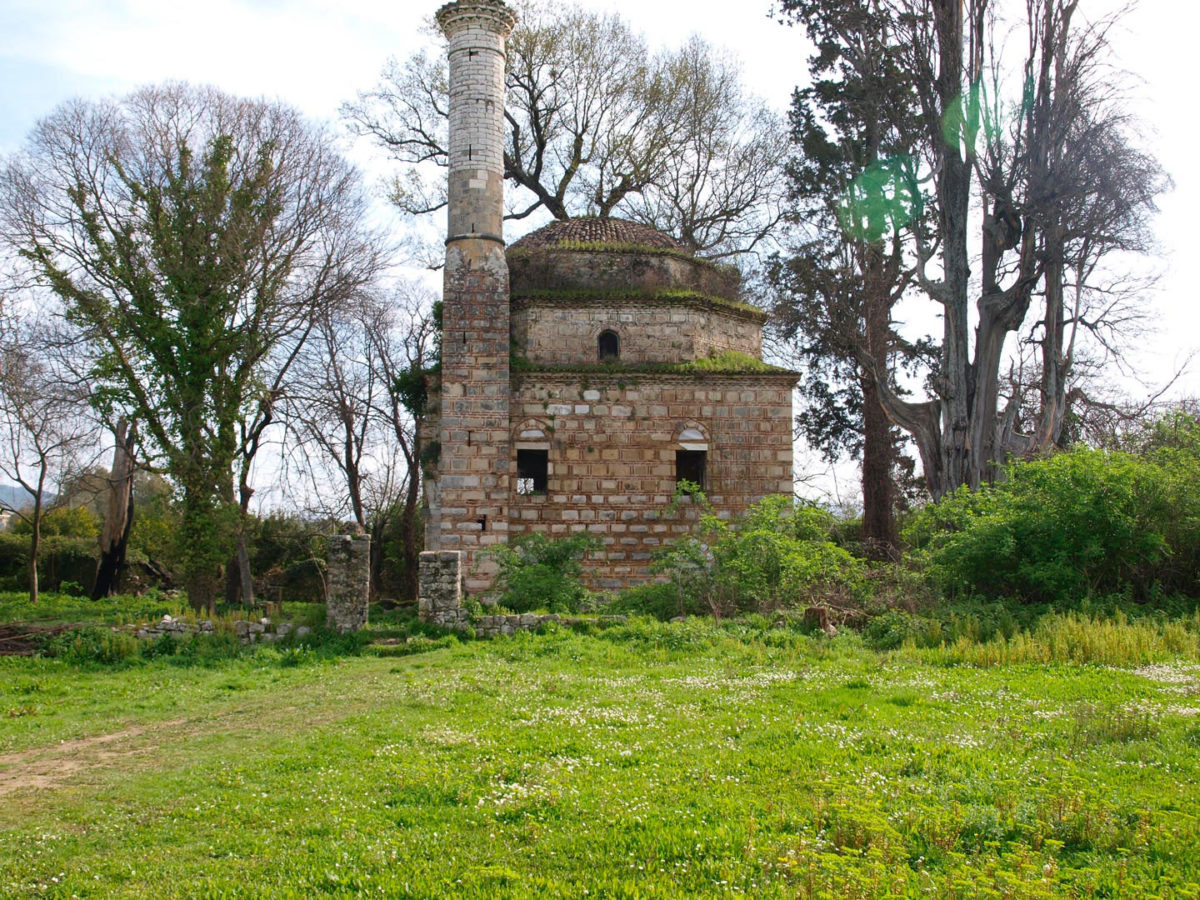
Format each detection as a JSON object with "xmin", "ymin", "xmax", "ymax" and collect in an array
[
  {"xmin": 506, "ymin": 216, "xmax": 739, "ymax": 301},
  {"xmin": 508, "ymin": 217, "xmax": 689, "ymax": 253}
]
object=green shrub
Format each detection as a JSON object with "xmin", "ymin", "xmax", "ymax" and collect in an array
[
  {"xmin": 607, "ymin": 580, "xmax": 707, "ymax": 620},
  {"xmin": 907, "ymin": 447, "xmax": 1200, "ymax": 606},
  {"xmin": 486, "ymin": 532, "xmax": 601, "ymax": 613},
  {"xmin": 9, "ymin": 505, "xmax": 101, "ymax": 538},
  {"xmin": 0, "ymin": 533, "xmax": 98, "ymax": 594},
  {"xmin": 49, "ymin": 627, "xmax": 143, "ymax": 666},
  {"xmin": 647, "ymin": 492, "xmax": 870, "ymax": 618},
  {"xmin": 862, "ymin": 610, "xmax": 939, "ymax": 650}
]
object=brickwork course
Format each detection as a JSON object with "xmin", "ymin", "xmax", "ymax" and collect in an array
[{"xmin": 422, "ymin": 0, "xmax": 798, "ymax": 604}]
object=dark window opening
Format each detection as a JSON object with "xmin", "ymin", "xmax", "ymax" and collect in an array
[
  {"xmin": 598, "ymin": 329, "xmax": 620, "ymax": 361},
  {"xmin": 517, "ymin": 449, "xmax": 549, "ymax": 495},
  {"xmin": 676, "ymin": 450, "xmax": 707, "ymax": 490}
]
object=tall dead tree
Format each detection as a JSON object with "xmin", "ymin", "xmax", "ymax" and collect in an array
[
  {"xmin": 859, "ymin": 0, "xmax": 1167, "ymax": 496},
  {"xmin": 92, "ymin": 418, "xmax": 136, "ymax": 599}
]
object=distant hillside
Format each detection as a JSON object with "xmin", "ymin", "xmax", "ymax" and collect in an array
[{"xmin": 0, "ymin": 483, "xmax": 50, "ymax": 512}]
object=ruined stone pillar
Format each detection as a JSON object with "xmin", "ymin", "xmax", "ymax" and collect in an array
[
  {"xmin": 429, "ymin": 0, "xmax": 516, "ymax": 593},
  {"xmin": 419, "ymin": 549, "xmax": 467, "ymax": 627},
  {"xmin": 326, "ymin": 535, "xmax": 370, "ymax": 633}
]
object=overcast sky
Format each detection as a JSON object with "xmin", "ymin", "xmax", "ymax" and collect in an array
[{"xmin": 1, "ymin": 0, "xmax": 1194, "ymax": 499}]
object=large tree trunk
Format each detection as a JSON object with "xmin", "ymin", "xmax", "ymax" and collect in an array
[
  {"xmin": 93, "ymin": 418, "xmax": 137, "ymax": 600},
  {"xmin": 28, "ymin": 518, "xmax": 40, "ymax": 605},
  {"xmin": 859, "ymin": 243, "xmax": 900, "ymax": 558},
  {"xmin": 860, "ymin": 376, "xmax": 899, "ymax": 559},
  {"xmin": 236, "ymin": 532, "xmax": 254, "ymax": 605},
  {"xmin": 932, "ymin": 0, "xmax": 977, "ymax": 497}
]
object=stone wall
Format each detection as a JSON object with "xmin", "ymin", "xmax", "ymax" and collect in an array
[
  {"xmin": 130, "ymin": 614, "xmax": 311, "ymax": 645},
  {"xmin": 509, "ymin": 372, "xmax": 795, "ymax": 589},
  {"xmin": 508, "ymin": 247, "xmax": 740, "ymax": 299},
  {"xmin": 326, "ymin": 535, "xmax": 370, "ymax": 633},
  {"xmin": 419, "ymin": 550, "xmax": 468, "ymax": 628},
  {"xmin": 512, "ymin": 298, "xmax": 763, "ymax": 366}
]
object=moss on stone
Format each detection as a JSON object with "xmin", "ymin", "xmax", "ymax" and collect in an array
[
  {"xmin": 510, "ymin": 350, "xmax": 794, "ymax": 377},
  {"xmin": 507, "ymin": 241, "xmax": 738, "ymax": 276},
  {"xmin": 511, "ymin": 287, "xmax": 764, "ymax": 319}
]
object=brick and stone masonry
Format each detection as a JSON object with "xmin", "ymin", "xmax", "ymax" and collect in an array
[
  {"xmin": 428, "ymin": 0, "xmax": 519, "ymax": 593},
  {"xmin": 326, "ymin": 535, "xmax": 370, "ymax": 632},
  {"xmin": 419, "ymin": 0, "xmax": 798, "ymax": 618},
  {"xmin": 509, "ymin": 373, "xmax": 796, "ymax": 590}
]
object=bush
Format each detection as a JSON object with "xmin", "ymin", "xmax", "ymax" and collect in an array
[
  {"xmin": 487, "ymin": 532, "xmax": 601, "ymax": 613},
  {"xmin": 907, "ymin": 447, "xmax": 1200, "ymax": 606},
  {"xmin": 0, "ymin": 533, "xmax": 98, "ymax": 594},
  {"xmin": 607, "ymin": 580, "xmax": 707, "ymax": 620},
  {"xmin": 642, "ymin": 492, "xmax": 870, "ymax": 618}
]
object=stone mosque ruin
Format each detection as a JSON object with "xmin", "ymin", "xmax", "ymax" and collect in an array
[{"xmin": 418, "ymin": 0, "xmax": 797, "ymax": 625}]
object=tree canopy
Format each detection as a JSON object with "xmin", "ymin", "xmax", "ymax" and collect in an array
[
  {"xmin": 0, "ymin": 83, "xmax": 387, "ymax": 610},
  {"xmin": 342, "ymin": 1, "xmax": 787, "ymax": 260}
]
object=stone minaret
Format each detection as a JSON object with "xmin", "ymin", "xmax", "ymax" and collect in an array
[{"xmin": 430, "ymin": 0, "xmax": 516, "ymax": 593}]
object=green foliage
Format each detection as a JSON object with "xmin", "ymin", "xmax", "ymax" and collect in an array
[
  {"xmin": 0, "ymin": 534, "xmax": 97, "ymax": 594},
  {"xmin": 907, "ymin": 447, "xmax": 1200, "ymax": 605},
  {"xmin": 606, "ymin": 580, "xmax": 708, "ymax": 620},
  {"xmin": 905, "ymin": 610, "xmax": 1200, "ymax": 667},
  {"xmin": 0, "ymin": 590, "xmax": 182, "ymax": 626},
  {"xmin": 393, "ymin": 364, "xmax": 431, "ymax": 418},
  {"xmin": 48, "ymin": 626, "xmax": 144, "ymax": 666},
  {"xmin": 9, "ymin": 504, "xmax": 100, "ymax": 539},
  {"xmin": 626, "ymin": 491, "xmax": 869, "ymax": 620},
  {"xmin": 244, "ymin": 513, "xmax": 330, "ymax": 604},
  {"xmin": 862, "ymin": 609, "xmax": 939, "ymax": 650},
  {"xmin": 487, "ymin": 532, "xmax": 601, "ymax": 614},
  {"xmin": 10, "ymin": 86, "xmax": 381, "ymax": 607}
]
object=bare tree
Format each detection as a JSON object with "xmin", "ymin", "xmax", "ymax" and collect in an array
[
  {"xmin": 283, "ymin": 281, "xmax": 438, "ymax": 603},
  {"xmin": 0, "ymin": 318, "xmax": 93, "ymax": 602},
  {"xmin": 342, "ymin": 1, "xmax": 786, "ymax": 259},
  {"xmin": 853, "ymin": 0, "xmax": 1169, "ymax": 496},
  {"xmin": 0, "ymin": 83, "xmax": 388, "ymax": 612}
]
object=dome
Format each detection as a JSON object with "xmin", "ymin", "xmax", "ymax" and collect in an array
[
  {"xmin": 508, "ymin": 217, "xmax": 690, "ymax": 254},
  {"xmin": 506, "ymin": 216, "xmax": 738, "ymax": 300}
]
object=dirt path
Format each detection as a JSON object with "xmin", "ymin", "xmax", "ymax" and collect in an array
[{"xmin": 0, "ymin": 719, "xmax": 187, "ymax": 795}]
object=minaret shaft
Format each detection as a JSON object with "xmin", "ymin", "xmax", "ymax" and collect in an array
[{"xmin": 428, "ymin": 0, "xmax": 516, "ymax": 592}]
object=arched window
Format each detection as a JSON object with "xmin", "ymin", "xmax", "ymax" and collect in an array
[
  {"xmin": 676, "ymin": 426, "xmax": 708, "ymax": 490},
  {"xmin": 598, "ymin": 329, "xmax": 620, "ymax": 361},
  {"xmin": 515, "ymin": 423, "xmax": 550, "ymax": 495}
]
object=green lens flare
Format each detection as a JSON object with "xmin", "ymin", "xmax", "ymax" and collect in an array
[{"xmin": 838, "ymin": 156, "xmax": 921, "ymax": 242}]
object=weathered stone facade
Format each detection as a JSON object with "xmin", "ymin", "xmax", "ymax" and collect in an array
[
  {"xmin": 419, "ymin": 550, "xmax": 468, "ymax": 628},
  {"xmin": 420, "ymin": 0, "xmax": 797, "ymax": 614},
  {"xmin": 509, "ymin": 373, "xmax": 795, "ymax": 589},
  {"xmin": 326, "ymin": 535, "xmax": 370, "ymax": 632},
  {"xmin": 512, "ymin": 297, "xmax": 763, "ymax": 366}
]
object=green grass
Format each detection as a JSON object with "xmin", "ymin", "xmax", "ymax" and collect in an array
[
  {"xmin": 0, "ymin": 591, "xmax": 185, "ymax": 627},
  {"xmin": 2, "ymin": 614, "xmax": 1199, "ymax": 897}
]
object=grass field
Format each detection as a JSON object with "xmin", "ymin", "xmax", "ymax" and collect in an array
[{"xmin": 1, "ymin": 607, "xmax": 1199, "ymax": 898}]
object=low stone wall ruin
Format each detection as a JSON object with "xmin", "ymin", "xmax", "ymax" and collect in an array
[
  {"xmin": 418, "ymin": 548, "xmax": 626, "ymax": 636},
  {"xmin": 132, "ymin": 614, "xmax": 311, "ymax": 645}
]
